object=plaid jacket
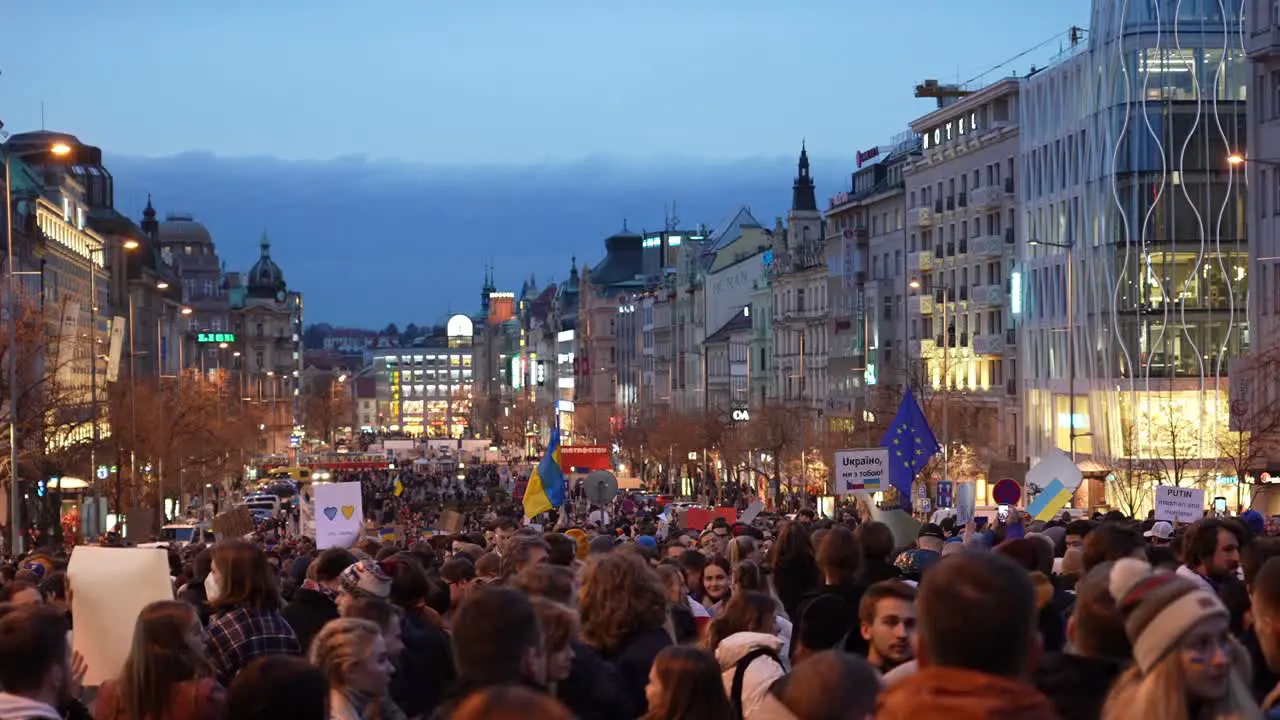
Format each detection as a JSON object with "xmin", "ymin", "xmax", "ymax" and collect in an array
[{"xmin": 206, "ymin": 606, "xmax": 302, "ymax": 686}]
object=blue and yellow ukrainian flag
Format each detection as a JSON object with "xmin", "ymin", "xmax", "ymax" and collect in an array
[
  {"xmin": 1025, "ymin": 479, "xmax": 1074, "ymax": 522},
  {"xmin": 523, "ymin": 428, "xmax": 566, "ymax": 519}
]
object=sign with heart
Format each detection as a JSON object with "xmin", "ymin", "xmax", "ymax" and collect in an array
[{"xmin": 312, "ymin": 481, "xmax": 364, "ymax": 550}]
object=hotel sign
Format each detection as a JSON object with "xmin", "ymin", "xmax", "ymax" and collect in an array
[
  {"xmin": 856, "ymin": 147, "xmax": 881, "ymax": 167},
  {"xmin": 196, "ymin": 332, "xmax": 237, "ymax": 343}
]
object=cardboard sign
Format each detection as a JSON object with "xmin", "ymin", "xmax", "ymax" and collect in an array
[
  {"xmin": 834, "ymin": 448, "xmax": 888, "ymax": 493},
  {"xmin": 1154, "ymin": 485, "xmax": 1205, "ymax": 524},
  {"xmin": 212, "ymin": 506, "xmax": 254, "ymax": 539},
  {"xmin": 69, "ymin": 547, "xmax": 174, "ymax": 686},
  {"xmin": 739, "ymin": 500, "xmax": 765, "ymax": 525},
  {"xmin": 313, "ymin": 481, "xmax": 364, "ymax": 549}
]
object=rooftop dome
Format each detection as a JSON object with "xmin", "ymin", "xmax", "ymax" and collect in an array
[
  {"xmin": 158, "ymin": 213, "xmax": 214, "ymax": 246},
  {"xmin": 247, "ymin": 232, "xmax": 286, "ymax": 298}
]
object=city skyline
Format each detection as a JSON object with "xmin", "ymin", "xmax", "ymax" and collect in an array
[{"xmin": 3, "ymin": 1, "xmax": 1085, "ymax": 324}]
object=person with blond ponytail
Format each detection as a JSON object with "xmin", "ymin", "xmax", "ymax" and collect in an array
[{"xmin": 310, "ymin": 618, "xmax": 403, "ymax": 720}]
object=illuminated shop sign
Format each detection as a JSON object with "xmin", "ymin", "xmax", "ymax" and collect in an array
[
  {"xmin": 856, "ymin": 147, "xmax": 880, "ymax": 167},
  {"xmin": 197, "ymin": 332, "xmax": 237, "ymax": 343}
]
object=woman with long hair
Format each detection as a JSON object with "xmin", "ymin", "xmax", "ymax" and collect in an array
[
  {"xmin": 704, "ymin": 592, "xmax": 785, "ymax": 720},
  {"xmin": 642, "ymin": 646, "xmax": 733, "ymax": 720},
  {"xmin": 94, "ymin": 600, "xmax": 226, "ymax": 720},
  {"xmin": 734, "ymin": 561, "xmax": 791, "ymax": 663},
  {"xmin": 310, "ymin": 618, "xmax": 401, "ymax": 720},
  {"xmin": 579, "ymin": 551, "xmax": 673, "ymax": 717},
  {"xmin": 205, "ymin": 539, "xmax": 302, "ymax": 686},
  {"xmin": 766, "ymin": 522, "xmax": 819, "ymax": 620},
  {"xmin": 1102, "ymin": 558, "xmax": 1263, "ymax": 720}
]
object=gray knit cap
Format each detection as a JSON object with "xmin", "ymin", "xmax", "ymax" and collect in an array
[{"xmin": 1109, "ymin": 558, "xmax": 1227, "ymax": 674}]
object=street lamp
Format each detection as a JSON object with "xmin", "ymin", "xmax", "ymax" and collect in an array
[
  {"xmin": 1029, "ymin": 238, "xmax": 1080, "ymax": 463},
  {"xmin": 909, "ymin": 276, "xmax": 951, "ymax": 489},
  {"xmin": 156, "ymin": 280, "xmax": 169, "ymax": 290},
  {"xmin": 122, "ymin": 238, "xmax": 140, "ymax": 250},
  {"xmin": 180, "ymin": 307, "xmax": 192, "ymax": 316}
]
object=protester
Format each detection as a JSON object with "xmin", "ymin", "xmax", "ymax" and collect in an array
[
  {"xmin": 757, "ymin": 650, "xmax": 881, "ymax": 720},
  {"xmin": 310, "ymin": 618, "xmax": 401, "ymax": 720},
  {"xmin": 440, "ymin": 585, "xmax": 547, "ymax": 715},
  {"xmin": 767, "ymin": 523, "xmax": 819, "ymax": 620},
  {"xmin": 578, "ymin": 552, "xmax": 671, "ymax": 718},
  {"xmin": 205, "ymin": 539, "xmax": 302, "ymax": 686},
  {"xmin": 702, "ymin": 556, "xmax": 732, "ymax": 615},
  {"xmin": 858, "ymin": 580, "xmax": 917, "ymax": 675},
  {"xmin": 225, "ymin": 656, "xmax": 329, "ymax": 720},
  {"xmin": 877, "ymin": 551, "xmax": 1058, "ymax": 719},
  {"xmin": 283, "ymin": 548, "xmax": 358, "ymax": 652},
  {"xmin": 1102, "ymin": 557, "xmax": 1259, "ymax": 719},
  {"xmin": 0, "ymin": 605, "xmax": 78, "ymax": 720},
  {"xmin": 1178, "ymin": 518, "xmax": 1246, "ymax": 593},
  {"xmin": 341, "ymin": 597, "xmax": 406, "ymax": 663},
  {"xmin": 704, "ymin": 592, "xmax": 786, "ymax": 719},
  {"xmin": 641, "ymin": 646, "xmax": 733, "ymax": 720},
  {"xmin": 93, "ymin": 600, "xmax": 226, "ymax": 720},
  {"xmin": 1034, "ymin": 562, "xmax": 1129, "ymax": 720}
]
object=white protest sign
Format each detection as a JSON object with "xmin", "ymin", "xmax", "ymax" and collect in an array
[
  {"xmin": 313, "ymin": 481, "xmax": 364, "ymax": 549},
  {"xmin": 834, "ymin": 448, "xmax": 889, "ymax": 494},
  {"xmin": 69, "ymin": 546, "xmax": 174, "ymax": 686},
  {"xmin": 1154, "ymin": 485, "xmax": 1205, "ymax": 524},
  {"xmin": 1026, "ymin": 448, "xmax": 1083, "ymax": 492}
]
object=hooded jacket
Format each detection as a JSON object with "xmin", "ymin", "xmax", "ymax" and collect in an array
[
  {"xmin": 877, "ymin": 666, "xmax": 1059, "ymax": 720},
  {"xmin": 715, "ymin": 632, "xmax": 786, "ymax": 720},
  {"xmin": 0, "ymin": 693, "xmax": 60, "ymax": 720}
]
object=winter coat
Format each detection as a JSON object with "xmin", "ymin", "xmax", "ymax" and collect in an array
[
  {"xmin": 1034, "ymin": 652, "xmax": 1124, "ymax": 720},
  {"xmin": 878, "ymin": 666, "xmax": 1059, "ymax": 720},
  {"xmin": 280, "ymin": 587, "xmax": 339, "ymax": 653},
  {"xmin": 714, "ymin": 631, "xmax": 786, "ymax": 720}
]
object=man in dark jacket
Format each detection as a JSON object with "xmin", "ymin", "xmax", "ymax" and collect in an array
[
  {"xmin": 1034, "ymin": 562, "xmax": 1128, "ymax": 720},
  {"xmin": 280, "ymin": 548, "xmax": 356, "ymax": 652}
]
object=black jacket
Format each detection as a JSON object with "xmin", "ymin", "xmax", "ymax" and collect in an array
[
  {"xmin": 280, "ymin": 587, "xmax": 338, "ymax": 653},
  {"xmin": 596, "ymin": 626, "xmax": 671, "ymax": 720},
  {"xmin": 391, "ymin": 611, "xmax": 454, "ymax": 718},
  {"xmin": 556, "ymin": 640, "xmax": 634, "ymax": 720},
  {"xmin": 1034, "ymin": 651, "xmax": 1125, "ymax": 720}
]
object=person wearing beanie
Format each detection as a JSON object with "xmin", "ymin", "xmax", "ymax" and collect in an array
[
  {"xmin": 563, "ymin": 528, "xmax": 590, "ymax": 560},
  {"xmin": 1101, "ymin": 558, "xmax": 1259, "ymax": 720},
  {"xmin": 336, "ymin": 559, "xmax": 393, "ymax": 614}
]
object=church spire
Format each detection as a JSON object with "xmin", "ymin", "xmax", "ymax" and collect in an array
[
  {"xmin": 140, "ymin": 194, "xmax": 158, "ymax": 239},
  {"xmin": 792, "ymin": 141, "xmax": 817, "ymax": 213}
]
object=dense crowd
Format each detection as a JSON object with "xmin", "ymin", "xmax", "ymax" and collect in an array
[{"xmin": 4, "ymin": 493, "xmax": 1280, "ymax": 719}]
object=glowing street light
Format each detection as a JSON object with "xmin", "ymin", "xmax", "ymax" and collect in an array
[
  {"xmin": 156, "ymin": 281, "xmax": 170, "ymax": 290},
  {"xmin": 1228, "ymin": 153, "xmax": 1245, "ymax": 166},
  {"xmin": 123, "ymin": 238, "xmax": 140, "ymax": 250},
  {"xmin": 180, "ymin": 307, "xmax": 193, "ymax": 315},
  {"xmin": 49, "ymin": 143, "xmax": 72, "ymax": 156}
]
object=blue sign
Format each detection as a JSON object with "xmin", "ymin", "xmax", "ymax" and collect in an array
[{"xmin": 936, "ymin": 480, "xmax": 954, "ymax": 509}]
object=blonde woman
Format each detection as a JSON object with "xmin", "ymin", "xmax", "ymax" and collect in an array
[
  {"xmin": 310, "ymin": 618, "xmax": 402, "ymax": 720},
  {"xmin": 1102, "ymin": 558, "xmax": 1262, "ymax": 720}
]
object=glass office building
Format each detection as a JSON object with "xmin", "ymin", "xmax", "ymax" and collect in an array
[{"xmin": 1018, "ymin": 0, "xmax": 1248, "ymax": 497}]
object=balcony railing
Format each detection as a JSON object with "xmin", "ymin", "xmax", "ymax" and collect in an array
[
  {"xmin": 973, "ymin": 332, "xmax": 1006, "ymax": 356},
  {"xmin": 973, "ymin": 284, "xmax": 1005, "ymax": 307},
  {"xmin": 908, "ymin": 294, "xmax": 935, "ymax": 315},
  {"xmin": 972, "ymin": 185, "xmax": 1004, "ymax": 209},
  {"xmin": 1005, "ymin": 328, "xmax": 1017, "ymax": 345},
  {"xmin": 907, "ymin": 206, "xmax": 934, "ymax": 228},
  {"xmin": 907, "ymin": 250, "xmax": 934, "ymax": 272},
  {"xmin": 971, "ymin": 233, "xmax": 1004, "ymax": 259},
  {"xmin": 946, "ymin": 196, "xmax": 955, "ymax": 211},
  {"xmin": 908, "ymin": 338, "xmax": 937, "ymax": 358}
]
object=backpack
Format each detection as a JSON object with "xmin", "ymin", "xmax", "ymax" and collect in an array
[{"xmin": 730, "ymin": 646, "xmax": 783, "ymax": 720}]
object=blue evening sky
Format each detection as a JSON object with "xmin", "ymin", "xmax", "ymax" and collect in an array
[{"xmin": 1, "ymin": 1, "xmax": 1084, "ymax": 325}]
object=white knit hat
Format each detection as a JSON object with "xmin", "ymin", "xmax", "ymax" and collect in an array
[{"xmin": 1109, "ymin": 558, "xmax": 1227, "ymax": 674}]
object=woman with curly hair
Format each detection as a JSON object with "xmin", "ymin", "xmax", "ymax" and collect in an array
[{"xmin": 578, "ymin": 551, "xmax": 672, "ymax": 718}]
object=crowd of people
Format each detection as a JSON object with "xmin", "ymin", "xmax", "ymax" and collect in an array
[{"xmin": 6, "ymin": 491, "xmax": 1280, "ymax": 719}]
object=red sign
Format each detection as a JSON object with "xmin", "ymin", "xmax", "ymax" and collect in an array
[
  {"xmin": 856, "ymin": 147, "xmax": 881, "ymax": 168},
  {"xmin": 558, "ymin": 445, "xmax": 612, "ymax": 471},
  {"xmin": 992, "ymin": 478, "xmax": 1022, "ymax": 506}
]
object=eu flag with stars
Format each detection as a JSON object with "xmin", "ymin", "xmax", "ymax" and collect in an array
[{"xmin": 880, "ymin": 388, "xmax": 941, "ymax": 507}]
